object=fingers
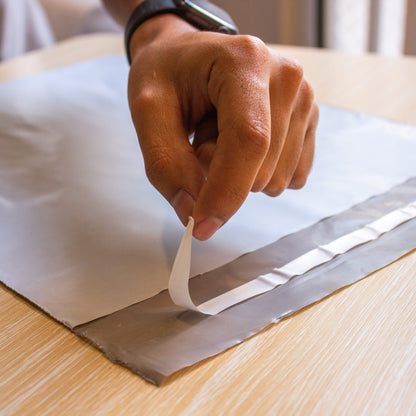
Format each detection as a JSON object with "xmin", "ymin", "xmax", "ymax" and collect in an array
[
  {"xmin": 188, "ymin": 41, "xmax": 317, "ymax": 240},
  {"xmin": 129, "ymin": 83, "xmax": 205, "ymax": 226},
  {"xmin": 193, "ymin": 112, "xmax": 218, "ymax": 177},
  {"xmin": 192, "ymin": 36, "xmax": 272, "ymax": 240},
  {"xmin": 289, "ymin": 102, "xmax": 319, "ymax": 189},
  {"xmin": 127, "ymin": 27, "xmax": 318, "ymax": 241},
  {"xmin": 263, "ymin": 79, "xmax": 316, "ymax": 196},
  {"xmin": 251, "ymin": 54, "xmax": 304, "ymax": 192}
]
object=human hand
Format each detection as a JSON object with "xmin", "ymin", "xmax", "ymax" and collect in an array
[{"xmin": 127, "ymin": 14, "xmax": 319, "ymax": 240}]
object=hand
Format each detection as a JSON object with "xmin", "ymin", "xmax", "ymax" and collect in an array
[{"xmin": 127, "ymin": 14, "xmax": 319, "ymax": 240}]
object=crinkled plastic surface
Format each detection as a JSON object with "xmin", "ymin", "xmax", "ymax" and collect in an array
[
  {"xmin": 75, "ymin": 179, "xmax": 416, "ymax": 385},
  {"xmin": 169, "ymin": 201, "xmax": 416, "ymax": 315},
  {"xmin": 0, "ymin": 55, "xmax": 416, "ymax": 326}
]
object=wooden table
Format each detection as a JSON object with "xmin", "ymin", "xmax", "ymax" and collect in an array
[{"xmin": 1, "ymin": 34, "xmax": 415, "ymax": 415}]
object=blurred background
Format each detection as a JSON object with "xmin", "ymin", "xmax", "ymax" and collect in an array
[
  {"xmin": 219, "ymin": 0, "xmax": 415, "ymax": 56},
  {"xmin": 0, "ymin": 0, "xmax": 415, "ymax": 60}
]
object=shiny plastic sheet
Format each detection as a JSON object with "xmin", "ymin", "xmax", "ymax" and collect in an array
[
  {"xmin": 1, "ymin": 55, "xmax": 416, "ymax": 385},
  {"xmin": 75, "ymin": 178, "xmax": 416, "ymax": 385},
  {"xmin": 169, "ymin": 201, "xmax": 416, "ymax": 314},
  {"xmin": 0, "ymin": 55, "xmax": 416, "ymax": 327}
]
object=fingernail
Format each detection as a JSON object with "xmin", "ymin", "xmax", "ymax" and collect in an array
[
  {"xmin": 171, "ymin": 189, "xmax": 195, "ymax": 226},
  {"xmin": 194, "ymin": 217, "xmax": 223, "ymax": 241}
]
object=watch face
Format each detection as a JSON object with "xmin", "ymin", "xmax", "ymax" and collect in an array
[{"xmin": 173, "ymin": 0, "xmax": 239, "ymax": 34}]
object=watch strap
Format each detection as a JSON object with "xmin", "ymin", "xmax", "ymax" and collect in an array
[
  {"xmin": 124, "ymin": 0, "xmax": 238, "ymax": 64},
  {"xmin": 125, "ymin": 0, "xmax": 180, "ymax": 64}
]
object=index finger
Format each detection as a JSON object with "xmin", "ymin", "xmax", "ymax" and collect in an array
[{"xmin": 192, "ymin": 36, "xmax": 272, "ymax": 240}]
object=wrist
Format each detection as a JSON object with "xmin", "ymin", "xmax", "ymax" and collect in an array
[{"xmin": 128, "ymin": 14, "xmax": 197, "ymax": 64}]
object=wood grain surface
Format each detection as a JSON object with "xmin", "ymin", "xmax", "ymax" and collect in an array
[{"xmin": 1, "ymin": 34, "xmax": 416, "ymax": 416}]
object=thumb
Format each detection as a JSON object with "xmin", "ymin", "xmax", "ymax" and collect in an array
[{"xmin": 130, "ymin": 87, "xmax": 205, "ymax": 225}]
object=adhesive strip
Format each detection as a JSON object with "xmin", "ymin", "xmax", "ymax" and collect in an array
[{"xmin": 169, "ymin": 201, "xmax": 416, "ymax": 315}]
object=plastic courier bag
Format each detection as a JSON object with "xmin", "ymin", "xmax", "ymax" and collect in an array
[{"xmin": 0, "ymin": 55, "xmax": 415, "ymax": 384}]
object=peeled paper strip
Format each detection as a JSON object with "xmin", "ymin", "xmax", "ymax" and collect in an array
[
  {"xmin": 169, "ymin": 201, "xmax": 416, "ymax": 315},
  {"xmin": 77, "ymin": 179, "xmax": 416, "ymax": 385}
]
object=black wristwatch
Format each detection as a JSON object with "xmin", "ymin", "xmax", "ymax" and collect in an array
[{"xmin": 124, "ymin": 0, "xmax": 239, "ymax": 64}]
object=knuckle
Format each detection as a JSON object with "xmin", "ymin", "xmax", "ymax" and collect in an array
[
  {"xmin": 280, "ymin": 57, "xmax": 304, "ymax": 85},
  {"xmin": 241, "ymin": 120, "xmax": 271, "ymax": 156},
  {"xmin": 301, "ymin": 80, "xmax": 315, "ymax": 105},
  {"xmin": 310, "ymin": 102, "xmax": 320, "ymax": 124},
  {"xmin": 134, "ymin": 87, "xmax": 160, "ymax": 108},
  {"xmin": 234, "ymin": 34, "xmax": 269, "ymax": 62},
  {"xmin": 263, "ymin": 178, "xmax": 288, "ymax": 197},
  {"xmin": 144, "ymin": 148, "xmax": 174, "ymax": 187},
  {"xmin": 251, "ymin": 183, "xmax": 263, "ymax": 193},
  {"xmin": 252, "ymin": 171, "xmax": 271, "ymax": 193},
  {"xmin": 295, "ymin": 81, "xmax": 315, "ymax": 116},
  {"xmin": 290, "ymin": 172, "xmax": 308, "ymax": 190},
  {"xmin": 251, "ymin": 180, "xmax": 265, "ymax": 193}
]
